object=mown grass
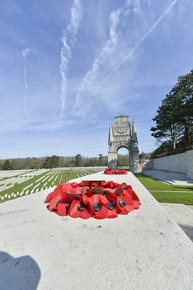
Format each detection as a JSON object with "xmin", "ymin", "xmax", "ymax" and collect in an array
[{"xmin": 134, "ymin": 173, "xmax": 193, "ymax": 205}]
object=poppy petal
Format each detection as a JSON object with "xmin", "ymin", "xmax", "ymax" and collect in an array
[
  {"xmin": 79, "ymin": 208, "xmax": 92, "ymax": 219},
  {"xmin": 94, "ymin": 205, "xmax": 108, "ymax": 219},
  {"xmin": 69, "ymin": 200, "xmax": 80, "ymax": 218},
  {"xmin": 48, "ymin": 195, "xmax": 61, "ymax": 211},
  {"xmin": 57, "ymin": 202, "xmax": 68, "ymax": 216}
]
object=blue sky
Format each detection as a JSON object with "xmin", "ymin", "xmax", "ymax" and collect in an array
[{"xmin": 1, "ymin": 0, "xmax": 193, "ymax": 159}]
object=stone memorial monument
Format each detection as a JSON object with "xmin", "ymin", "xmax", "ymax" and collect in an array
[{"xmin": 108, "ymin": 115, "xmax": 139, "ymax": 172}]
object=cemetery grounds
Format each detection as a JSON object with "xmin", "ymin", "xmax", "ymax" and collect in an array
[
  {"xmin": 0, "ymin": 168, "xmax": 103, "ymax": 203},
  {"xmin": 1, "ymin": 169, "xmax": 193, "ymax": 205}
]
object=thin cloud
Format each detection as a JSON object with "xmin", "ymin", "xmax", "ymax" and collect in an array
[
  {"xmin": 71, "ymin": 0, "xmax": 146, "ymax": 117},
  {"xmin": 60, "ymin": 0, "xmax": 82, "ymax": 117},
  {"xmin": 94, "ymin": 0, "xmax": 177, "ymax": 94},
  {"xmin": 21, "ymin": 48, "xmax": 32, "ymax": 125},
  {"xmin": 71, "ymin": 5, "xmax": 123, "ymax": 116},
  {"xmin": 22, "ymin": 48, "xmax": 32, "ymax": 59},
  {"xmin": 23, "ymin": 66, "xmax": 31, "ymax": 125}
]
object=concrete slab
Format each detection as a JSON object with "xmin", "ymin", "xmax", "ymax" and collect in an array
[
  {"xmin": 1, "ymin": 172, "xmax": 193, "ymax": 290},
  {"xmin": 143, "ymin": 169, "xmax": 193, "ymax": 186},
  {"xmin": 161, "ymin": 203, "xmax": 193, "ymax": 242}
]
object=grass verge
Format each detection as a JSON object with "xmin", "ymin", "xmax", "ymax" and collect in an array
[{"xmin": 134, "ymin": 173, "xmax": 193, "ymax": 205}]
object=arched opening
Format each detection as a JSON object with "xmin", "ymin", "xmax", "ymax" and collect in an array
[{"xmin": 117, "ymin": 147, "xmax": 129, "ymax": 170}]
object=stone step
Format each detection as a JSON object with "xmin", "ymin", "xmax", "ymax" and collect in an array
[{"xmin": 143, "ymin": 169, "xmax": 193, "ymax": 186}]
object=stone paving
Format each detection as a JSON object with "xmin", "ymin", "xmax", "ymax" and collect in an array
[
  {"xmin": 143, "ymin": 169, "xmax": 193, "ymax": 242},
  {"xmin": 161, "ymin": 203, "xmax": 193, "ymax": 242},
  {"xmin": 143, "ymin": 169, "xmax": 193, "ymax": 186}
]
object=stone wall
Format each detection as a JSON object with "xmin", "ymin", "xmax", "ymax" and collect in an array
[
  {"xmin": 141, "ymin": 150, "xmax": 193, "ymax": 179},
  {"xmin": 139, "ymin": 159, "xmax": 153, "ymax": 170},
  {"xmin": 186, "ymin": 150, "xmax": 193, "ymax": 179},
  {"xmin": 153, "ymin": 152, "xmax": 187, "ymax": 173}
]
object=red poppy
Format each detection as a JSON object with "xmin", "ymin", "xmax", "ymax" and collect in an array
[
  {"xmin": 102, "ymin": 193, "xmax": 118, "ymax": 218},
  {"xmin": 57, "ymin": 198, "xmax": 73, "ymax": 216},
  {"xmin": 116, "ymin": 195, "xmax": 135, "ymax": 214},
  {"xmin": 68, "ymin": 198, "xmax": 93, "ymax": 219},
  {"xmin": 86, "ymin": 194, "xmax": 108, "ymax": 219},
  {"xmin": 45, "ymin": 184, "xmax": 63, "ymax": 203},
  {"xmin": 104, "ymin": 168, "xmax": 127, "ymax": 174},
  {"xmin": 122, "ymin": 185, "xmax": 140, "ymax": 209}
]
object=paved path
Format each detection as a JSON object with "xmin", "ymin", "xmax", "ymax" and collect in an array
[
  {"xmin": 143, "ymin": 169, "xmax": 193, "ymax": 186},
  {"xmin": 143, "ymin": 169, "xmax": 193, "ymax": 241},
  {"xmin": 161, "ymin": 203, "xmax": 193, "ymax": 242}
]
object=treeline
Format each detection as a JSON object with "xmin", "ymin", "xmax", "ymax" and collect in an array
[
  {"xmin": 0, "ymin": 155, "xmax": 107, "ymax": 170},
  {"xmin": 0, "ymin": 153, "xmax": 138, "ymax": 170}
]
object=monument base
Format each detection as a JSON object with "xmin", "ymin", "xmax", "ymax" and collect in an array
[{"xmin": 1, "ymin": 172, "xmax": 193, "ymax": 289}]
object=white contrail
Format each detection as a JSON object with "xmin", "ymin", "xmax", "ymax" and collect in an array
[
  {"xmin": 23, "ymin": 65, "xmax": 31, "ymax": 124},
  {"xmin": 60, "ymin": 0, "xmax": 82, "ymax": 118},
  {"xmin": 94, "ymin": 0, "xmax": 177, "ymax": 94},
  {"xmin": 71, "ymin": 5, "xmax": 125, "ymax": 115},
  {"xmin": 21, "ymin": 48, "xmax": 31, "ymax": 124}
]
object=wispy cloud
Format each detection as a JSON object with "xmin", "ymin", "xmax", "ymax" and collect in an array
[
  {"xmin": 2, "ymin": 0, "xmax": 193, "ymax": 159},
  {"xmin": 60, "ymin": 0, "xmax": 82, "ymax": 118},
  {"xmin": 71, "ymin": 4, "xmax": 125, "ymax": 117},
  {"xmin": 70, "ymin": 0, "xmax": 153, "ymax": 117},
  {"xmin": 94, "ymin": 0, "xmax": 178, "ymax": 94},
  {"xmin": 23, "ymin": 66, "xmax": 31, "ymax": 125},
  {"xmin": 22, "ymin": 47, "xmax": 33, "ymax": 125},
  {"xmin": 22, "ymin": 48, "xmax": 32, "ymax": 59}
]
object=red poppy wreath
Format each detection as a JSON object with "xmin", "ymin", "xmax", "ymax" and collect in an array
[
  {"xmin": 45, "ymin": 180, "xmax": 140, "ymax": 219},
  {"xmin": 104, "ymin": 168, "xmax": 127, "ymax": 174}
]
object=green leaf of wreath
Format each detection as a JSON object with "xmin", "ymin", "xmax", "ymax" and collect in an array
[
  {"xmin": 91, "ymin": 187, "xmax": 104, "ymax": 194},
  {"xmin": 67, "ymin": 191, "xmax": 82, "ymax": 199}
]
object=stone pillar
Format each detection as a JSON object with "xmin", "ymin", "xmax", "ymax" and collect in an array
[
  {"xmin": 108, "ymin": 148, "xmax": 118, "ymax": 169},
  {"xmin": 130, "ymin": 145, "xmax": 140, "ymax": 172}
]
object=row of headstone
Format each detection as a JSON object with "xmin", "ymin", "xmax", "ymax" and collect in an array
[
  {"xmin": 0, "ymin": 169, "xmax": 50, "ymax": 198},
  {"xmin": 73, "ymin": 169, "xmax": 91, "ymax": 178},
  {"xmin": 0, "ymin": 184, "xmax": 14, "ymax": 192},
  {"xmin": 0, "ymin": 169, "xmax": 95, "ymax": 202},
  {"xmin": 0, "ymin": 191, "xmax": 20, "ymax": 201},
  {"xmin": 50, "ymin": 171, "xmax": 60, "ymax": 185},
  {"xmin": 22, "ymin": 183, "xmax": 33, "ymax": 192}
]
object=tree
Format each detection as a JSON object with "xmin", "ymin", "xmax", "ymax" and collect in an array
[
  {"xmin": 2, "ymin": 159, "xmax": 11, "ymax": 170},
  {"xmin": 151, "ymin": 141, "xmax": 173, "ymax": 158},
  {"xmin": 139, "ymin": 151, "xmax": 152, "ymax": 160},
  {"xmin": 151, "ymin": 69, "xmax": 193, "ymax": 150},
  {"xmin": 75, "ymin": 154, "xmax": 82, "ymax": 167},
  {"xmin": 50, "ymin": 155, "xmax": 59, "ymax": 168},
  {"xmin": 98, "ymin": 154, "xmax": 104, "ymax": 166}
]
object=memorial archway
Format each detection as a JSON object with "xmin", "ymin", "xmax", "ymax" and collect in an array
[
  {"xmin": 108, "ymin": 115, "xmax": 139, "ymax": 172},
  {"xmin": 117, "ymin": 147, "xmax": 129, "ymax": 169}
]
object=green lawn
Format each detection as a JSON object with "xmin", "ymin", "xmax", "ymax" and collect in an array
[{"xmin": 134, "ymin": 173, "xmax": 193, "ymax": 205}]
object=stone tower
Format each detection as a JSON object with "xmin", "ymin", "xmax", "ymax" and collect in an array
[{"xmin": 108, "ymin": 115, "xmax": 139, "ymax": 172}]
